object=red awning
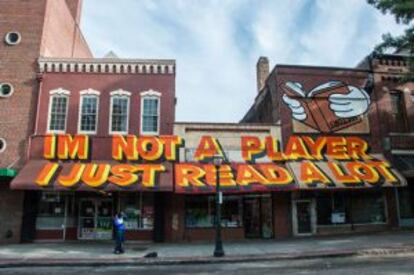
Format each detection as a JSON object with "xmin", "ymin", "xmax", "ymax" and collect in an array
[{"xmin": 10, "ymin": 160, "xmax": 173, "ymax": 192}]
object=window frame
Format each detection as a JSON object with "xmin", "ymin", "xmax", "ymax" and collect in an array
[
  {"xmin": 389, "ymin": 90, "xmax": 408, "ymax": 132},
  {"xmin": 109, "ymin": 89, "xmax": 131, "ymax": 135},
  {"xmin": 140, "ymin": 90, "xmax": 161, "ymax": 135},
  {"xmin": 47, "ymin": 88, "xmax": 70, "ymax": 134},
  {"xmin": 77, "ymin": 89, "xmax": 100, "ymax": 135}
]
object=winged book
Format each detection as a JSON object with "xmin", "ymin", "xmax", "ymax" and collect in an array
[{"xmin": 280, "ymin": 81, "xmax": 368, "ymax": 133}]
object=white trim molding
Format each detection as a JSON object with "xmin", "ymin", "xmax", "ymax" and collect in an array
[
  {"xmin": 140, "ymin": 89, "xmax": 162, "ymax": 97},
  {"xmin": 110, "ymin": 89, "xmax": 131, "ymax": 97},
  {"xmin": 46, "ymin": 91, "xmax": 70, "ymax": 134},
  {"xmin": 0, "ymin": 137, "xmax": 6, "ymax": 153},
  {"xmin": 80, "ymin": 88, "xmax": 101, "ymax": 96},
  {"xmin": 4, "ymin": 31, "xmax": 21, "ymax": 45},
  {"xmin": 78, "ymin": 92, "xmax": 100, "ymax": 135},
  {"xmin": 140, "ymin": 90, "xmax": 161, "ymax": 135},
  {"xmin": 49, "ymin": 88, "xmax": 71, "ymax": 96},
  {"xmin": 109, "ymin": 90, "xmax": 131, "ymax": 135},
  {"xmin": 38, "ymin": 57, "xmax": 175, "ymax": 75}
]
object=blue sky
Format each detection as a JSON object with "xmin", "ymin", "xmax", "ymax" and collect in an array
[{"xmin": 81, "ymin": 0, "xmax": 406, "ymax": 122}]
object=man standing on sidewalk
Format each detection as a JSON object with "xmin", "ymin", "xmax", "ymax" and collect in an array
[{"xmin": 113, "ymin": 212, "xmax": 126, "ymax": 254}]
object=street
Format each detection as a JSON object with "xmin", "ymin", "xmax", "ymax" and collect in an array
[{"xmin": 1, "ymin": 254, "xmax": 414, "ymax": 275}]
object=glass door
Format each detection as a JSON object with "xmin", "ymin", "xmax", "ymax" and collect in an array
[
  {"xmin": 260, "ymin": 197, "xmax": 273, "ymax": 239},
  {"xmin": 79, "ymin": 199, "xmax": 96, "ymax": 239},
  {"xmin": 243, "ymin": 196, "xmax": 273, "ymax": 238},
  {"xmin": 293, "ymin": 200, "xmax": 316, "ymax": 236},
  {"xmin": 96, "ymin": 199, "xmax": 113, "ymax": 239},
  {"xmin": 78, "ymin": 198, "xmax": 113, "ymax": 240},
  {"xmin": 243, "ymin": 198, "xmax": 261, "ymax": 238}
]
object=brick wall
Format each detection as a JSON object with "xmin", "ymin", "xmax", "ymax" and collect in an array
[
  {"xmin": 40, "ymin": 0, "xmax": 92, "ymax": 58},
  {"xmin": 0, "ymin": 182, "xmax": 24, "ymax": 243},
  {"xmin": 0, "ymin": 0, "xmax": 92, "ymax": 243}
]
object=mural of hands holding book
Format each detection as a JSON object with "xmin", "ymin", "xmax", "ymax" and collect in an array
[{"xmin": 281, "ymin": 81, "xmax": 371, "ymax": 133}]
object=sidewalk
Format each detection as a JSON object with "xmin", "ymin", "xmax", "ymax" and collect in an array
[{"xmin": 0, "ymin": 230, "xmax": 414, "ymax": 267}]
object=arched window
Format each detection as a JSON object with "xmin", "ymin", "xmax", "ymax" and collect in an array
[
  {"xmin": 47, "ymin": 88, "xmax": 70, "ymax": 133},
  {"xmin": 109, "ymin": 89, "xmax": 131, "ymax": 134},
  {"xmin": 140, "ymin": 90, "xmax": 161, "ymax": 135},
  {"xmin": 78, "ymin": 89, "xmax": 100, "ymax": 134}
]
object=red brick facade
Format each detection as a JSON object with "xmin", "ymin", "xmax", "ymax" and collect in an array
[{"xmin": 0, "ymin": 0, "xmax": 91, "ymax": 243}]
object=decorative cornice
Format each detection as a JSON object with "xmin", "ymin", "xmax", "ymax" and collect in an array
[
  {"xmin": 80, "ymin": 88, "xmax": 101, "ymax": 96},
  {"xmin": 140, "ymin": 89, "xmax": 161, "ymax": 97},
  {"xmin": 110, "ymin": 89, "xmax": 131, "ymax": 97},
  {"xmin": 49, "ymin": 88, "xmax": 70, "ymax": 96},
  {"xmin": 38, "ymin": 57, "xmax": 175, "ymax": 75}
]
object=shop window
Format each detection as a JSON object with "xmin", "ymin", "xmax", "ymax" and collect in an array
[
  {"xmin": 399, "ymin": 182, "xmax": 414, "ymax": 219},
  {"xmin": 79, "ymin": 90, "xmax": 100, "ymax": 134},
  {"xmin": 140, "ymin": 90, "xmax": 161, "ymax": 135},
  {"xmin": 119, "ymin": 193, "xmax": 154, "ymax": 230},
  {"xmin": 4, "ymin": 31, "xmax": 21, "ymax": 45},
  {"xmin": 185, "ymin": 196, "xmax": 242, "ymax": 228},
  {"xmin": 36, "ymin": 192, "xmax": 75, "ymax": 230},
  {"xmin": 316, "ymin": 192, "xmax": 349, "ymax": 225},
  {"xmin": 0, "ymin": 83, "xmax": 14, "ymax": 97},
  {"xmin": 351, "ymin": 191, "xmax": 386, "ymax": 224},
  {"xmin": 48, "ymin": 89, "xmax": 70, "ymax": 133},
  {"xmin": 0, "ymin": 137, "xmax": 6, "ymax": 153},
  {"xmin": 109, "ymin": 90, "xmax": 130, "ymax": 134}
]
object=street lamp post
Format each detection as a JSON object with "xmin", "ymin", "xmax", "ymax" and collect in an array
[{"xmin": 213, "ymin": 155, "xmax": 225, "ymax": 257}]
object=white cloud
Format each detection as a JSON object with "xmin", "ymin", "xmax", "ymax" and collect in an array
[{"xmin": 81, "ymin": 0, "xmax": 407, "ymax": 122}]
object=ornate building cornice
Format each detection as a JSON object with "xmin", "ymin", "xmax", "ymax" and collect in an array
[{"xmin": 38, "ymin": 57, "xmax": 175, "ymax": 75}]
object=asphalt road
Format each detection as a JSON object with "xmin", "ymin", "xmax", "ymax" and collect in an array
[{"xmin": 1, "ymin": 254, "xmax": 414, "ymax": 275}]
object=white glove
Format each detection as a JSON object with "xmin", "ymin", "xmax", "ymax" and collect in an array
[
  {"xmin": 282, "ymin": 94, "xmax": 307, "ymax": 121},
  {"xmin": 329, "ymin": 86, "xmax": 370, "ymax": 118}
]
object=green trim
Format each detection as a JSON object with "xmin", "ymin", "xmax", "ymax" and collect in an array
[{"xmin": 0, "ymin": 168, "xmax": 17, "ymax": 178}]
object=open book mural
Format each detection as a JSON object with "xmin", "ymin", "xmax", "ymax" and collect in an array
[{"xmin": 281, "ymin": 81, "xmax": 371, "ymax": 133}]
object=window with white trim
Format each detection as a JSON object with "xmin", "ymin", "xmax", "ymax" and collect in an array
[
  {"xmin": 48, "ymin": 89, "xmax": 70, "ymax": 133},
  {"xmin": 140, "ymin": 90, "xmax": 161, "ymax": 135},
  {"xmin": 110, "ymin": 90, "xmax": 130, "ymax": 134},
  {"xmin": 79, "ymin": 95, "xmax": 99, "ymax": 134}
]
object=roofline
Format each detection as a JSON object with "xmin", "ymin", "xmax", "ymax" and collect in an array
[
  {"xmin": 274, "ymin": 64, "xmax": 370, "ymax": 73},
  {"xmin": 38, "ymin": 57, "xmax": 175, "ymax": 65},
  {"xmin": 174, "ymin": 121, "xmax": 280, "ymax": 126}
]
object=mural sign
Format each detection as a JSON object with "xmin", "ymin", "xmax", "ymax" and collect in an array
[
  {"xmin": 281, "ymin": 81, "xmax": 371, "ymax": 133},
  {"xmin": 28, "ymin": 134, "xmax": 405, "ymax": 193}
]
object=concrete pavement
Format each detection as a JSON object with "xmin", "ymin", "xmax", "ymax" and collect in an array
[{"xmin": 0, "ymin": 230, "xmax": 414, "ymax": 267}]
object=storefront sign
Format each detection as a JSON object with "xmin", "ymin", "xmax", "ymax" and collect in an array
[{"xmin": 30, "ymin": 134, "xmax": 405, "ymax": 192}]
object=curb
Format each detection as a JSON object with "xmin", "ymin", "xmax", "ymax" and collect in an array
[{"xmin": 0, "ymin": 246, "xmax": 413, "ymax": 268}]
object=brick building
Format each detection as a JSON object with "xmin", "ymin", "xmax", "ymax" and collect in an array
[
  {"xmin": 0, "ymin": 0, "xmax": 91, "ymax": 243},
  {"xmin": 1, "ymin": 0, "xmax": 412, "ymax": 244},
  {"xmin": 240, "ymin": 55, "xmax": 413, "ymax": 236}
]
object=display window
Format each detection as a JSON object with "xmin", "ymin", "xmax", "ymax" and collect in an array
[
  {"xmin": 36, "ymin": 192, "xmax": 75, "ymax": 229},
  {"xmin": 119, "ymin": 193, "xmax": 154, "ymax": 230},
  {"xmin": 316, "ymin": 191, "xmax": 386, "ymax": 225},
  {"xmin": 185, "ymin": 195, "xmax": 242, "ymax": 228}
]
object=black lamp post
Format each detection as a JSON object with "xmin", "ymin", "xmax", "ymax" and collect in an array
[{"xmin": 213, "ymin": 155, "xmax": 225, "ymax": 257}]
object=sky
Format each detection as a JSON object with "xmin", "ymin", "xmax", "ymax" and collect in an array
[{"xmin": 81, "ymin": 0, "xmax": 407, "ymax": 123}]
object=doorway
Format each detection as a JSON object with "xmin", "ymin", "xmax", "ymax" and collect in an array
[
  {"xmin": 292, "ymin": 200, "xmax": 316, "ymax": 236},
  {"xmin": 243, "ymin": 195, "xmax": 273, "ymax": 238},
  {"xmin": 78, "ymin": 198, "xmax": 113, "ymax": 240}
]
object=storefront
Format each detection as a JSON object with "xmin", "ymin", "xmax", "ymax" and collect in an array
[
  {"xmin": 33, "ymin": 191, "xmax": 154, "ymax": 240},
  {"xmin": 184, "ymin": 193, "xmax": 273, "ymax": 239},
  {"xmin": 291, "ymin": 189, "xmax": 391, "ymax": 236},
  {"xmin": 11, "ymin": 135, "xmax": 175, "ymax": 242}
]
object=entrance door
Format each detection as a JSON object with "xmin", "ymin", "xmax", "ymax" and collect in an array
[
  {"xmin": 244, "ymin": 198, "xmax": 261, "ymax": 238},
  {"xmin": 78, "ymin": 198, "xmax": 113, "ymax": 240},
  {"xmin": 243, "ymin": 196, "xmax": 273, "ymax": 238},
  {"xmin": 293, "ymin": 200, "xmax": 316, "ymax": 236}
]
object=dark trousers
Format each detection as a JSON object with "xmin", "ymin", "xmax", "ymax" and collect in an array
[{"xmin": 114, "ymin": 230, "xmax": 125, "ymax": 253}]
